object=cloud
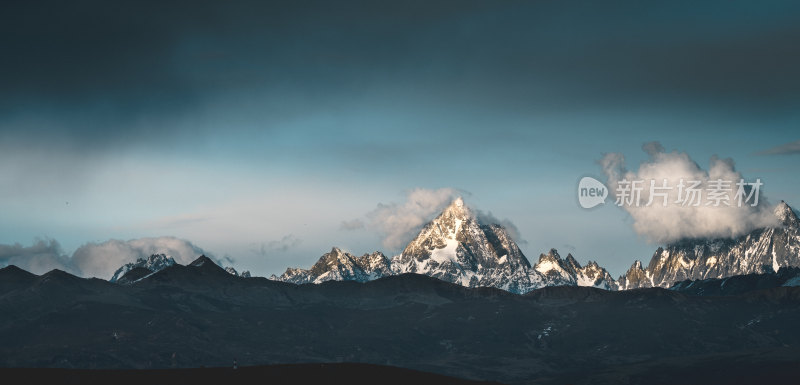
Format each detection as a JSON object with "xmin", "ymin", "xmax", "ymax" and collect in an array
[
  {"xmin": 339, "ymin": 219, "xmax": 365, "ymax": 231},
  {"xmin": 70, "ymin": 236, "xmax": 214, "ymax": 279},
  {"xmin": 0, "ymin": 236, "xmax": 212, "ymax": 278},
  {"xmin": 475, "ymin": 210, "xmax": 527, "ymax": 245},
  {"xmin": 251, "ymin": 234, "xmax": 303, "ymax": 256},
  {"xmin": 0, "ymin": 238, "xmax": 75, "ymax": 275},
  {"xmin": 600, "ymin": 142, "xmax": 778, "ymax": 244},
  {"xmin": 756, "ymin": 140, "xmax": 800, "ymax": 155},
  {"xmin": 144, "ymin": 214, "xmax": 212, "ymax": 230},
  {"xmin": 367, "ymin": 188, "xmax": 460, "ymax": 251}
]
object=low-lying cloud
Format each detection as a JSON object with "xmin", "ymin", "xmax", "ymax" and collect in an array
[
  {"xmin": 600, "ymin": 142, "xmax": 778, "ymax": 244},
  {"xmin": 251, "ymin": 234, "xmax": 303, "ymax": 256},
  {"xmin": 0, "ymin": 239, "xmax": 75, "ymax": 275},
  {"xmin": 72, "ymin": 237, "xmax": 214, "ymax": 279},
  {"xmin": 757, "ymin": 139, "xmax": 800, "ymax": 155},
  {"xmin": 339, "ymin": 219, "xmax": 365, "ymax": 231},
  {"xmin": 0, "ymin": 236, "xmax": 215, "ymax": 279}
]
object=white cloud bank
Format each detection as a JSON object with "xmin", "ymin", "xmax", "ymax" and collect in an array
[
  {"xmin": 600, "ymin": 142, "xmax": 778, "ymax": 244},
  {"xmin": 0, "ymin": 239, "xmax": 75, "ymax": 275},
  {"xmin": 0, "ymin": 236, "xmax": 215, "ymax": 279}
]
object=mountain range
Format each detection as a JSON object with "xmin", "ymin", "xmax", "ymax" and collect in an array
[
  {"xmin": 110, "ymin": 254, "xmax": 251, "ymax": 284},
  {"xmin": 270, "ymin": 198, "xmax": 800, "ymax": 293}
]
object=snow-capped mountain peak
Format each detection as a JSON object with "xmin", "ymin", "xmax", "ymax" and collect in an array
[
  {"xmin": 576, "ymin": 260, "xmax": 619, "ymax": 290},
  {"xmin": 390, "ymin": 197, "xmax": 527, "ymax": 288},
  {"xmin": 224, "ymin": 266, "xmax": 251, "ymax": 278},
  {"xmin": 776, "ymin": 200, "xmax": 799, "ymax": 228},
  {"xmin": 110, "ymin": 253, "xmax": 175, "ymax": 283},
  {"xmin": 530, "ymin": 249, "xmax": 618, "ymax": 289},
  {"xmin": 275, "ymin": 247, "xmax": 392, "ymax": 284},
  {"xmin": 534, "ymin": 249, "xmax": 575, "ymax": 285},
  {"xmin": 564, "ymin": 253, "xmax": 581, "ymax": 273}
]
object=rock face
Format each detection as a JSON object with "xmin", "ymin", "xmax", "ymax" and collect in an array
[
  {"xmin": 224, "ymin": 266, "xmax": 252, "ymax": 278},
  {"xmin": 115, "ymin": 267, "xmax": 154, "ymax": 285},
  {"xmin": 274, "ymin": 198, "xmax": 617, "ymax": 293},
  {"xmin": 109, "ymin": 254, "xmax": 175, "ymax": 283},
  {"xmin": 619, "ymin": 201, "xmax": 800, "ymax": 289},
  {"xmin": 532, "ymin": 249, "xmax": 619, "ymax": 290},
  {"xmin": 110, "ymin": 254, "xmax": 250, "ymax": 282},
  {"xmin": 274, "ymin": 248, "xmax": 392, "ymax": 285},
  {"xmin": 391, "ymin": 197, "xmax": 542, "ymax": 292}
]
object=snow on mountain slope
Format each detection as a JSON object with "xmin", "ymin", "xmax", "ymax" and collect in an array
[
  {"xmin": 532, "ymin": 249, "xmax": 618, "ymax": 290},
  {"xmin": 273, "ymin": 248, "xmax": 391, "ymax": 284},
  {"xmin": 225, "ymin": 266, "xmax": 252, "ymax": 278},
  {"xmin": 273, "ymin": 197, "xmax": 615, "ymax": 293},
  {"xmin": 391, "ymin": 197, "xmax": 510, "ymax": 288},
  {"xmin": 619, "ymin": 201, "xmax": 800, "ymax": 289},
  {"xmin": 110, "ymin": 254, "xmax": 175, "ymax": 283},
  {"xmin": 108, "ymin": 199, "xmax": 800, "ymax": 294}
]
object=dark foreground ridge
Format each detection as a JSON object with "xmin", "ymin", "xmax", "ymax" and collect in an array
[
  {"xmin": 2, "ymin": 259, "xmax": 800, "ymax": 385},
  {"xmin": 1, "ymin": 348, "xmax": 796, "ymax": 385},
  {"xmin": 0, "ymin": 363, "xmax": 501, "ymax": 385}
]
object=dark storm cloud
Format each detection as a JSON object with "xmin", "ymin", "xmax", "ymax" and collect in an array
[
  {"xmin": 1, "ymin": 1, "xmax": 199, "ymax": 147},
  {"xmin": 2, "ymin": 0, "xmax": 799, "ymax": 148}
]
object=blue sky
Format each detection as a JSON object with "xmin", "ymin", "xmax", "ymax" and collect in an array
[{"xmin": 1, "ymin": 1, "xmax": 798, "ymax": 278}]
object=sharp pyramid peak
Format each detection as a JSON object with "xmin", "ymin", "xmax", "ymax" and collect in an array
[
  {"xmin": 775, "ymin": 200, "xmax": 790, "ymax": 215},
  {"xmin": 535, "ymin": 249, "xmax": 563, "ymax": 266},
  {"xmin": 328, "ymin": 247, "xmax": 355, "ymax": 262},
  {"xmin": 439, "ymin": 196, "xmax": 473, "ymax": 219},
  {"xmin": 564, "ymin": 253, "xmax": 581, "ymax": 268},
  {"xmin": 775, "ymin": 200, "xmax": 799, "ymax": 226}
]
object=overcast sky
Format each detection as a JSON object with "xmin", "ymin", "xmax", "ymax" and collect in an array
[{"xmin": 1, "ymin": 0, "xmax": 799, "ymax": 278}]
